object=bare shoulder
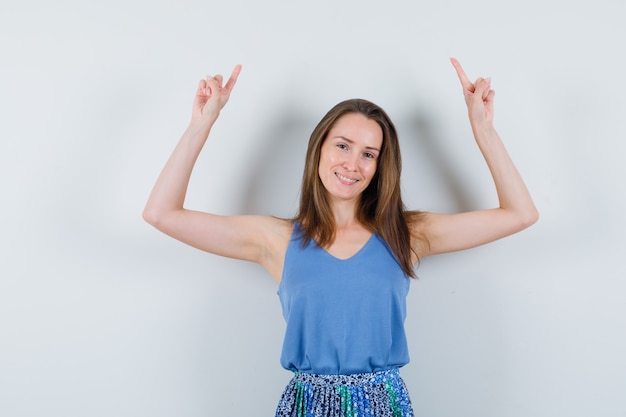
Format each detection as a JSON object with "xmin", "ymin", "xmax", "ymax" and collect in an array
[
  {"xmin": 260, "ymin": 216, "xmax": 294, "ymax": 245},
  {"xmin": 231, "ymin": 214, "xmax": 293, "ymax": 254},
  {"xmin": 406, "ymin": 210, "xmax": 433, "ymax": 261},
  {"xmin": 254, "ymin": 216, "xmax": 294, "ymax": 283}
]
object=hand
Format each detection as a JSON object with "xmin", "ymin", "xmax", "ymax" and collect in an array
[
  {"xmin": 450, "ymin": 58, "xmax": 495, "ymax": 126},
  {"xmin": 192, "ymin": 64, "xmax": 242, "ymax": 122}
]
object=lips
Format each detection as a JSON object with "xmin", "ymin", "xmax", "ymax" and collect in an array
[{"xmin": 335, "ymin": 172, "xmax": 358, "ymax": 184}]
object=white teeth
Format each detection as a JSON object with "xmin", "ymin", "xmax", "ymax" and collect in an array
[{"xmin": 336, "ymin": 173, "xmax": 357, "ymax": 183}]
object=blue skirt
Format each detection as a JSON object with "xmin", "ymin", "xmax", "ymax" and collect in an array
[{"xmin": 275, "ymin": 368, "xmax": 414, "ymax": 417}]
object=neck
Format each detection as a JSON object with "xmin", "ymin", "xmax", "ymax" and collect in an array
[{"xmin": 330, "ymin": 199, "xmax": 361, "ymax": 230}]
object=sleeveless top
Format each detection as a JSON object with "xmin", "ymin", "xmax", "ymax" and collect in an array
[{"xmin": 277, "ymin": 222, "xmax": 411, "ymax": 375}]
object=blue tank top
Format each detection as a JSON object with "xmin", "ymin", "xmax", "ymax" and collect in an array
[{"xmin": 277, "ymin": 222, "xmax": 411, "ymax": 375}]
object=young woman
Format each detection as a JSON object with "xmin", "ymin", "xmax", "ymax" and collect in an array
[{"xmin": 143, "ymin": 58, "xmax": 538, "ymax": 417}]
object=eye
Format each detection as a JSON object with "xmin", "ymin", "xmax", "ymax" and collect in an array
[
  {"xmin": 336, "ymin": 143, "xmax": 348, "ymax": 150},
  {"xmin": 364, "ymin": 152, "xmax": 376, "ymax": 159}
]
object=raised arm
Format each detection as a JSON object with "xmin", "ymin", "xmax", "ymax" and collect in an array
[
  {"xmin": 142, "ymin": 66, "xmax": 290, "ymax": 279},
  {"xmin": 412, "ymin": 58, "xmax": 539, "ymax": 257}
]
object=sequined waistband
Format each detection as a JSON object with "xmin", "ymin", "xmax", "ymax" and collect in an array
[{"xmin": 293, "ymin": 368, "xmax": 401, "ymax": 387}]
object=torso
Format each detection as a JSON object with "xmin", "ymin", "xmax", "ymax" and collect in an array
[{"xmin": 278, "ymin": 221, "xmax": 412, "ymax": 374}]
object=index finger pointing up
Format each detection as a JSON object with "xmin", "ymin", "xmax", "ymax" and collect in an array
[
  {"xmin": 450, "ymin": 57, "xmax": 474, "ymax": 92},
  {"xmin": 223, "ymin": 64, "xmax": 242, "ymax": 94}
]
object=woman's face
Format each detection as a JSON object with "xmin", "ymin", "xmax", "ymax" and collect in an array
[{"xmin": 318, "ymin": 112, "xmax": 383, "ymax": 205}]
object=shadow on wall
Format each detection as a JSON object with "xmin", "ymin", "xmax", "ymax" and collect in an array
[
  {"xmin": 239, "ymin": 102, "xmax": 318, "ymax": 218},
  {"xmin": 401, "ymin": 104, "xmax": 481, "ymax": 213},
  {"xmin": 239, "ymin": 100, "xmax": 479, "ymax": 220}
]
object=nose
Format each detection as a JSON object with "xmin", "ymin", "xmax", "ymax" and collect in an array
[{"xmin": 342, "ymin": 152, "xmax": 359, "ymax": 171}]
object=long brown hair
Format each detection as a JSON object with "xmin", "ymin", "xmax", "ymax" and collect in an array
[{"xmin": 295, "ymin": 99, "xmax": 424, "ymax": 278}]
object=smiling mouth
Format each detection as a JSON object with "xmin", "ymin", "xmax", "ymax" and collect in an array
[{"xmin": 335, "ymin": 173, "xmax": 358, "ymax": 184}]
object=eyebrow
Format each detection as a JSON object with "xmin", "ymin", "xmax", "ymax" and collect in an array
[{"xmin": 334, "ymin": 136, "xmax": 381, "ymax": 152}]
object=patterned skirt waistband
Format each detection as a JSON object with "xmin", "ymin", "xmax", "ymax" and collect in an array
[{"xmin": 292, "ymin": 368, "xmax": 402, "ymax": 387}]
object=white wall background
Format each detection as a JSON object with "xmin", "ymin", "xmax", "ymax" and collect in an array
[{"xmin": 1, "ymin": 0, "xmax": 625, "ymax": 416}]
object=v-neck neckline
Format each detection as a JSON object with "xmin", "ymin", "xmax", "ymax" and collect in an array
[{"xmin": 319, "ymin": 233, "xmax": 375, "ymax": 261}]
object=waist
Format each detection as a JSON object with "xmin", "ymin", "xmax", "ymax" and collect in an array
[{"xmin": 292, "ymin": 367, "xmax": 401, "ymax": 387}]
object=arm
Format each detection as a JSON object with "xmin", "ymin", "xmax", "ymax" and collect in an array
[
  {"xmin": 413, "ymin": 58, "xmax": 539, "ymax": 257},
  {"xmin": 142, "ymin": 66, "xmax": 289, "ymax": 272}
]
